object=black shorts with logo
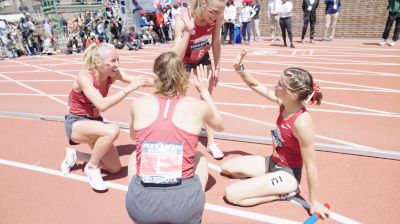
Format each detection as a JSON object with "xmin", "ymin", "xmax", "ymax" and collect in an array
[
  {"xmin": 64, "ymin": 113, "xmax": 103, "ymax": 145},
  {"xmin": 185, "ymin": 52, "xmax": 211, "ymax": 72},
  {"xmin": 268, "ymin": 156, "xmax": 303, "ymax": 183}
]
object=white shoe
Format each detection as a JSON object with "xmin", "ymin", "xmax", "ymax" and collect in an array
[
  {"xmin": 60, "ymin": 148, "xmax": 77, "ymax": 175},
  {"xmin": 389, "ymin": 41, "xmax": 397, "ymax": 46},
  {"xmin": 84, "ymin": 163, "xmax": 108, "ymax": 191},
  {"xmin": 207, "ymin": 143, "xmax": 224, "ymax": 159},
  {"xmin": 379, "ymin": 39, "xmax": 387, "ymax": 46}
]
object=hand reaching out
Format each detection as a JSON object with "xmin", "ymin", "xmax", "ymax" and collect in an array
[
  {"xmin": 233, "ymin": 49, "xmax": 247, "ymax": 72},
  {"xmin": 124, "ymin": 76, "xmax": 154, "ymax": 94},
  {"xmin": 179, "ymin": 7, "xmax": 195, "ymax": 33},
  {"xmin": 194, "ymin": 65, "xmax": 211, "ymax": 95}
]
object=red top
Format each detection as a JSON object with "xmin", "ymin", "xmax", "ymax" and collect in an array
[
  {"xmin": 183, "ymin": 21, "xmax": 216, "ymax": 64},
  {"xmin": 135, "ymin": 96, "xmax": 200, "ymax": 179},
  {"xmin": 68, "ymin": 70, "xmax": 112, "ymax": 118},
  {"xmin": 271, "ymin": 106, "xmax": 307, "ymax": 168}
]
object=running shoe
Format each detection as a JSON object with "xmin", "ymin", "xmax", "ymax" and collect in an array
[
  {"xmin": 84, "ymin": 163, "xmax": 108, "ymax": 191},
  {"xmin": 389, "ymin": 41, "xmax": 397, "ymax": 47},
  {"xmin": 60, "ymin": 148, "xmax": 77, "ymax": 175},
  {"xmin": 207, "ymin": 143, "xmax": 224, "ymax": 159},
  {"xmin": 379, "ymin": 39, "xmax": 387, "ymax": 46}
]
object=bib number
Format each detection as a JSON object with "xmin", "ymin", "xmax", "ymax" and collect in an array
[{"xmin": 139, "ymin": 141, "xmax": 183, "ymax": 184}]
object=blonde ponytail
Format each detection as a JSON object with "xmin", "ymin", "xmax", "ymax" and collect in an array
[
  {"xmin": 82, "ymin": 44, "xmax": 98, "ymax": 70},
  {"xmin": 191, "ymin": 0, "xmax": 202, "ymax": 21}
]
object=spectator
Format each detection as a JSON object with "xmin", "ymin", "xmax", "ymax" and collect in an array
[
  {"xmin": 223, "ymin": 0, "xmax": 237, "ymax": 44},
  {"xmin": 323, "ymin": 0, "xmax": 341, "ymax": 41},
  {"xmin": 125, "ymin": 26, "xmax": 142, "ymax": 50},
  {"xmin": 139, "ymin": 11, "xmax": 150, "ymax": 38},
  {"xmin": 251, "ymin": 0, "xmax": 261, "ymax": 42},
  {"xmin": 380, "ymin": 0, "xmax": 400, "ymax": 46},
  {"xmin": 86, "ymin": 32, "xmax": 100, "ymax": 47},
  {"xmin": 278, "ymin": 0, "xmax": 295, "ymax": 48},
  {"xmin": 241, "ymin": 2, "xmax": 256, "ymax": 44},
  {"xmin": 301, "ymin": 0, "xmax": 320, "ymax": 44},
  {"xmin": 268, "ymin": 0, "xmax": 282, "ymax": 42}
]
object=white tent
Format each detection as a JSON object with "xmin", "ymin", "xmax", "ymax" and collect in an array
[{"xmin": 0, "ymin": 13, "xmax": 25, "ymax": 22}]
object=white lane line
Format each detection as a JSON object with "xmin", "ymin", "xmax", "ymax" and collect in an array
[
  {"xmin": 221, "ymin": 57, "xmax": 400, "ymax": 78},
  {"xmin": 0, "ymin": 80, "xmax": 73, "ymax": 82},
  {"xmin": 11, "ymin": 60, "xmax": 151, "ymax": 97},
  {"xmin": 218, "ymin": 83, "xmax": 398, "ymax": 115},
  {"xmin": 322, "ymin": 101, "xmax": 395, "ymax": 115},
  {"xmin": 289, "ymin": 197, "xmax": 361, "ymax": 224},
  {"xmin": 218, "ymin": 82, "xmax": 400, "ymax": 92},
  {"xmin": 220, "ymin": 111, "xmax": 377, "ymax": 150},
  {"xmin": 243, "ymin": 69, "xmax": 400, "ymax": 92},
  {"xmin": 0, "ymin": 73, "xmax": 68, "ymax": 106},
  {"xmin": 0, "ymin": 158, "xmax": 300, "ymax": 224}
]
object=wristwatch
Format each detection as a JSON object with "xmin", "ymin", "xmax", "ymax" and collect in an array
[{"xmin": 239, "ymin": 64, "xmax": 245, "ymax": 74}]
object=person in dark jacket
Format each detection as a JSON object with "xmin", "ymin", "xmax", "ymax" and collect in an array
[
  {"xmin": 380, "ymin": 0, "xmax": 400, "ymax": 46},
  {"xmin": 125, "ymin": 26, "xmax": 142, "ymax": 50},
  {"xmin": 323, "ymin": 0, "xmax": 341, "ymax": 41},
  {"xmin": 301, "ymin": 0, "xmax": 319, "ymax": 43},
  {"xmin": 251, "ymin": 0, "xmax": 261, "ymax": 42}
]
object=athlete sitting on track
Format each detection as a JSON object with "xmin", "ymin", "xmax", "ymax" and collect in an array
[
  {"xmin": 61, "ymin": 43, "xmax": 153, "ymax": 191},
  {"xmin": 126, "ymin": 51, "xmax": 224, "ymax": 224},
  {"xmin": 221, "ymin": 49, "xmax": 330, "ymax": 219}
]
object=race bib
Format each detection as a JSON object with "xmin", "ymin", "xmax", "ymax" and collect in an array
[
  {"xmin": 189, "ymin": 35, "xmax": 212, "ymax": 61},
  {"xmin": 139, "ymin": 141, "xmax": 183, "ymax": 184},
  {"xmin": 271, "ymin": 128, "xmax": 284, "ymax": 149},
  {"xmin": 307, "ymin": 6, "xmax": 312, "ymax": 11}
]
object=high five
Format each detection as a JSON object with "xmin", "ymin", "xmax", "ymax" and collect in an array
[{"xmin": 173, "ymin": 0, "xmax": 226, "ymax": 159}]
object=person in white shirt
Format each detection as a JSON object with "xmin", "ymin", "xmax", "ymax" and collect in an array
[
  {"xmin": 278, "ymin": 0, "xmax": 294, "ymax": 48},
  {"xmin": 241, "ymin": 1, "xmax": 256, "ymax": 44},
  {"xmin": 223, "ymin": 0, "xmax": 237, "ymax": 44},
  {"xmin": 268, "ymin": 0, "xmax": 282, "ymax": 41}
]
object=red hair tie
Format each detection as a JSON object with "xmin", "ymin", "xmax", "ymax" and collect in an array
[{"xmin": 312, "ymin": 84, "xmax": 320, "ymax": 103}]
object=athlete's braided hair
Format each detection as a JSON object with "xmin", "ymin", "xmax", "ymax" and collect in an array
[{"xmin": 283, "ymin": 67, "xmax": 323, "ymax": 105}]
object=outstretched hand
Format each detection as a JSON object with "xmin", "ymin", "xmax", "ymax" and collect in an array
[
  {"xmin": 179, "ymin": 7, "xmax": 195, "ymax": 33},
  {"xmin": 125, "ymin": 76, "xmax": 154, "ymax": 94},
  {"xmin": 233, "ymin": 49, "xmax": 247, "ymax": 72},
  {"xmin": 194, "ymin": 65, "xmax": 211, "ymax": 95}
]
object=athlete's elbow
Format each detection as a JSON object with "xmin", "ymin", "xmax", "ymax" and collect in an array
[{"xmin": 214, "ymin": 120, "xmax": 224, "ymax": 132}]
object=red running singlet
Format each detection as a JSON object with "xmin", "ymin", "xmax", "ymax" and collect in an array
[
  {"xmin": 183, "ymin": 21, "xmax": 216, "ymax": 64},
  {"xmin": 271, "ymin": 106, "xmax": 307, "ymax": 168},
  {"xmin": 68, "ymin": 70, "xmax": 112, "ymax": 118},
  {"xmin": 135, "ymin": 96, "xmax": 200, "ymax": 179}
]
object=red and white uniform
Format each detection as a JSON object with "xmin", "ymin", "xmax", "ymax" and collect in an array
[
  {"xmin": 182, "ymin": 22, "xmax": 216, "ymax": 64},
  {"xmin": 135, "ymin": 96, "xmax": 199, "ymax": 180},
  {"xmin": 271, "ymin": 106, "xmax": 307, "ymax": 168},
  {"xmin": 68, "ymin": 71, "xmax": 112, "ymax": 118}
]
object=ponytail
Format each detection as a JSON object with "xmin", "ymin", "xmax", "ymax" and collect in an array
[
  {"xmin": 190, "ymin": 0, "xmax": 202, "ymax": 21},
  {"xmin": 82, "ymin": 44, "xmax": 98, "ymax": 70}
]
